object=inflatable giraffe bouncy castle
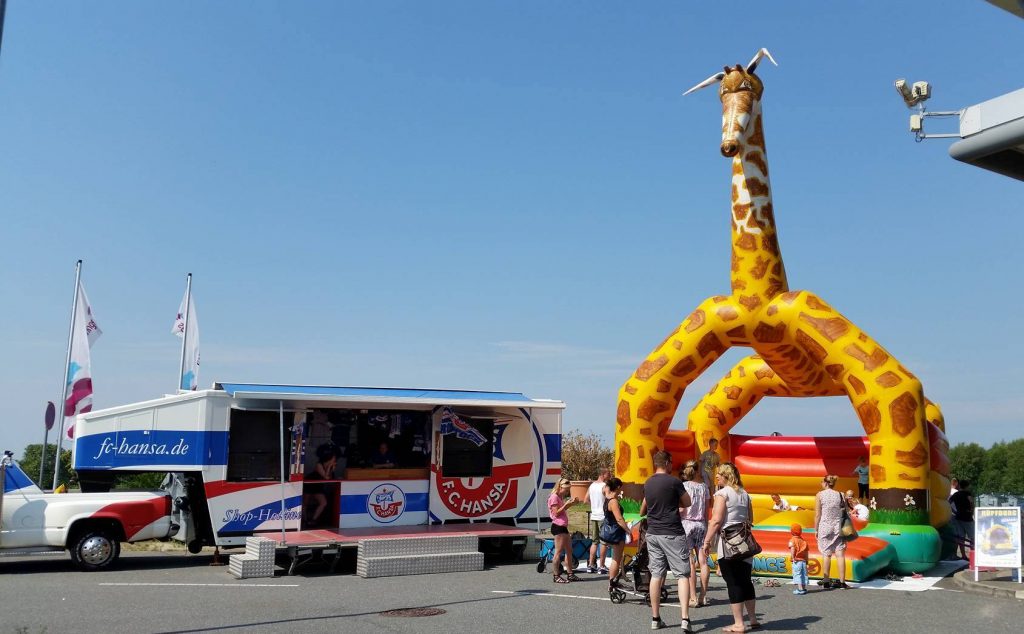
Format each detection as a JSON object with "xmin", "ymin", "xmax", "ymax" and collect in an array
[{"xmin": 614, "ymin": 50, "xmax": 951, "ymax": 535}]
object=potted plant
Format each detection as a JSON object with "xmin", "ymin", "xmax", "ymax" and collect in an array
[{"xmin": 560, "ymin": 430, "xmax": 614, "ymax": 504}]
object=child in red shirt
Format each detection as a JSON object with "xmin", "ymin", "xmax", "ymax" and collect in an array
[{"xmin": 789, "ymin": 523, "xmax": 809, "ymax": 595}]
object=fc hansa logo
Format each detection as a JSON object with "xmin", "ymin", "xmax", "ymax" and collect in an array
[{"xmin": 367, "ymin": 483, "xmax": 406, "ymax": 523}]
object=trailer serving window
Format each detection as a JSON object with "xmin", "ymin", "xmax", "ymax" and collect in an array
[{"xmin": 227, "ymin": 409, "xmax": 292, "ymax": 482}]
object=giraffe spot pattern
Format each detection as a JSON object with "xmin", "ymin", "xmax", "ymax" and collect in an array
[
  {"xmin": 746, "ymin": 151, "xmax": 768, "ymax": 176},
  {"xmin": 657, "ymin": 379, "xmax": 671, "ymax": 393},
  {"xmin": 733, "ymin": 203, "xmax": 751, "ymax": 221},
  {"xmin": 635, "ymin": 354, "xmax": 669, "ymax": 381},
  {"xmin": 780, "ymin": 291, "xmax": 801, "ymax": 304},
  {"xmin": 736, "ymin": 231, "xmax": 757, "ymax": 251},
  {"xmin": 655, "ymin": 327, "xmax": 681, "ymax": 353},
  {"xmin": 875, "ymin": 371, "xmax": 902, "ymax": 388},
  {"xmin": 731, "ymin": 253, "xmax": 741, "ymax": 273},
  {"xmin": 753, "ymin": 321, "xmax": 785, "ymax": 343},
  {"xmin": 672, "ymin": 340, "xmax": 682, "ymax": 350},
  {"xmin": 890, "ymin": 392, "xmax": 919, "ymax": 438},
  {"xmin": 637, "ymin": 445, "xmax": 646, "ymax": 459},
  {"xmin": 750, "ymin": 255, "xmax": 770, "ymax": 280},
  {"xmin": 738, "ymin": 295, "xmax": 762, "ymax": 311},
  {"xmin": 897, "ymin": 472, "xmax": 922, "ymax": 482},
  {"xmin": 795, "ymin": 329, "xmax": 828, "ymax": 364},
  {"xmin": 754, "ymin": 366, "xmax": 775, "ymax": 380},
  {"xmin": 870, "ymin": 464, "xmax": 886, "ymax": 481},
  {"xmin": 747, "ymin": 178, "xmax": 769, "ymax": 199},
  {"xmin": 684, "ymin": 309, "xmax": 706, "ymax": 333},
  {"xmin": 766, "ymin": 305, "xmax": 778, "ymax": 316},
  {"xmin": 729, "ymin": 407, "xmax": 742, "ymax": 418},
  {"xmin": 624, "ymin": 385, "xmax": 637, "ymax": 395},
  {"xmin": 697, "ymin": 332, "xmax": 726, "ymax": 358},
  {"xmin": 805, "ymin": 296, "xmax": 833, "ymax": 312},
  {"xmin": 724, "ymin": 386, "xmax": 742, "ymax": 400},
  {"xmin": 616, "ymin": 442, "xmax": 631, "ymax": 474},
  {"xmin": 762, "ymin": 234, "xmax": 781, "ymax": 257},
  {"xmin": 616, "ymin": 400, "xmax": 632, "ymax": 431},
  {"xmin": 732, "ymin": 278, "xmax": 748, "ymax": 292},
  {"xmin": 798, "ymin": 313, "xmax": 850, "ymax": 342},
  {"xmin": 671, "ymin": 357, "xmax": 697, "ymax": 377},
  {"xmin": 825, "ymin": 364, "xmax": 846, "ymax": 381},
  {"xmin": 637, "ymin": 397, "xmax": 671, "ymax": 422},
  {"xmin": 717, "ymin": 306, "xmax": 740, "ymax": 321},
  {"xmin": 726, "ymin": 325, "xmax": 746, "ymax": 340},
  {"xmin": 895, "ymin": 442, "xmax": 928, "ymax": 468},
  {"xmin": 871, "ymin": 445, "xmax": 882, "ymax": 455},
  {"xmin": 898, "ymin": 365, "xmax": 917, "ymax": 380},
  {"xmin": 847, "ymin": 375, "xmax": 866, "ymax": 395},
  {"xmin": 844, "ymin": 344, "xmax": 889, "ymax": 372},
  {"xmin": 704, "ymin": 403, "xmax": 726, "ymax": 426},
  {"xmin": 857, "ymin": 399, "xmax": 882, "ymax": 434}
]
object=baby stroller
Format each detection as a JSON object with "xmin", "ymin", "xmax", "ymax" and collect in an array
[
  {"xmin": 609, "ymin": 521, "xmax": 670, "ymax": 605},
  {"xmin": 536, "ymin": 531, "xmax": 592, "ymax": 574}
]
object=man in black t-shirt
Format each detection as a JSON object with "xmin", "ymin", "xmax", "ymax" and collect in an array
[
  {"xmin": 640, "ymin": 450, "xmax": 693, "ymax": 632},
  {"xmin": 949, "ymin": 479, "xmax": 975, "ymax": 560}
]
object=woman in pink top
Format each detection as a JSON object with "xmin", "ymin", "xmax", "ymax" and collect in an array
[{"xmin": 549, "ymin": 478, "xmax": 579, "ymax": 583}]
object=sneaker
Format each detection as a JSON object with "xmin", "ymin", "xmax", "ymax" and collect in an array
[
  {"xmin": 793, "ymin": 589, "xmax": 802, "ymax": 595},
  {"xmin": 798, "ymin": 589, "xmax": 808, "ymax": 595},
  {"xmin": 587, "ymin": 566, "xmax": 598, "ymax": 574},
  {"xmin": 681, "ymin": 618, "xmax": 693, "ymax": 633},
  {"xmin": 651, "ymin": 617, "xmax": 667, "ymax": 630},
  {"xmin": 599, "ymin": 567, "xmax": 610, "ymax": 574}
]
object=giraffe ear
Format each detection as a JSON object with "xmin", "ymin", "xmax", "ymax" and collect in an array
[
  {"xmin": 746, "ymin": 48, "xmax": 778, "ymax": 73},
  {"xmin": 683, "ymin": 71, "xmax": 726, "ymax": 96}
]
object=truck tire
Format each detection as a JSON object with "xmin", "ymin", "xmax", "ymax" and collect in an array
[
  {"xmin": 70, "ymin": 529, "xmax": 121, "ymax": 571},
  {"xmin": 187, "ymin": 540, "xmax": 204, "ymax": 554}
]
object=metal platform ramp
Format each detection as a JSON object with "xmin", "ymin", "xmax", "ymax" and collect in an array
[{"xmin": 356, "ymin": 534, "xmax": 484, "ymax": 578}]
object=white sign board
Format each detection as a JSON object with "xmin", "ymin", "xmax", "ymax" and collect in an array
[{"xmin": 974, "ymin": 506, "xmax": 1022, "ymax": 576}]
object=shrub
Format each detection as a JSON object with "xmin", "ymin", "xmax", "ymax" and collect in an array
[{"xmin": 560, "ymin": 430, "xmax": 613, "ymax": 481}]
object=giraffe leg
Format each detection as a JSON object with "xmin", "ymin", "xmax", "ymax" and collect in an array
[
  {"xmin": 615, "ymin": 295, "xmax": 740, "ymax": 483},
  {"xmin": 761, "ymin": 290, "xmax": 931, "ymax": 518}
]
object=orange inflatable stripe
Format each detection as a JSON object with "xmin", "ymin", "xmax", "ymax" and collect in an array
[
  {"xmin": 665, "ymin": 430, "xmax": 697, "ymax": 460},
  {"xmin": 736, "ymin": 455, "xmax": 830, "ymax": 478}
]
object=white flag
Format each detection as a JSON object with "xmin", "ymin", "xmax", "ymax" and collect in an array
[
  {"xmin": 65, "ymin": 281, "xmax": 102, "ymax": 438},
  {"xmin": 173, "ymin": 290, "xmax": 200, "ymax": 390}
]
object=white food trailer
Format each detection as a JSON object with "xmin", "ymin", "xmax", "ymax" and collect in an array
[{"xmin": 72, "ymin": 383, "xmax": 564, "ymax": 560}]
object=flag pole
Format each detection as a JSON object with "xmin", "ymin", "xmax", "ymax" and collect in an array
[
  {"xmin": 51, "ymin": 260, "xmax": 83, "ymax": 491},
  {"xmin": 177, "ymin": 273, "xmax": 192, "ymax": 392}
]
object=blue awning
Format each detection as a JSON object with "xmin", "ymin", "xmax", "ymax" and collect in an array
[{"xmin": 214, "ymin": 383, "xmax": 563, "ymax": 409}]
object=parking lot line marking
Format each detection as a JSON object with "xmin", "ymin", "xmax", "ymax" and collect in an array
[
  {"xmin": 491, "ymin": 590, "xmax": 679, "ymax": 606},
  {"xmin": 98, "ymin": 583, "xmax": 299, "ymax": 588}
]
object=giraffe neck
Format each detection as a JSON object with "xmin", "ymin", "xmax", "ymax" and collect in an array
[{"xmin": 729, "ymin": 102, "xmax": 788, "ymax": 311}]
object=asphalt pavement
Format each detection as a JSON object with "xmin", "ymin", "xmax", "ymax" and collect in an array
[{"xmin": 1, "ymin": 551, "xmax": 1022, "ymax": 633}]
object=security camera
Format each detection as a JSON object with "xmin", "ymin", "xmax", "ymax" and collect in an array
[{"xmin": 895, "ymin": 78, "xmax": 931, "ymax": 108}]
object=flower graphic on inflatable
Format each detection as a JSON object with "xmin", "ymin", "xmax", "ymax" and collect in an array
[{"xmin": 903, "ymin": 494, "xmax": 916, "ymax": 508}]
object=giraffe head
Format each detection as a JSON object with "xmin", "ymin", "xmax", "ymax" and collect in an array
[{"xmin": 684, "ymin": 49, "xmax": 777, "ymax": 157}]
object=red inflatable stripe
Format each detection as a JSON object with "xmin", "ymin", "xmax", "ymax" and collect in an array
[{"xmin": 732, "ymin": 435, "xmax": 869, "ymax": 459}]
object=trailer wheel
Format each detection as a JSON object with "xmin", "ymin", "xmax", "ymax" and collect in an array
[
  {"xmin": 70, "ymin": 529, "xmax": 120, "ymax": 571},
  {"xmin": 536, "ymin": 559, "xmax": 547, "ymax": 574},
  {"xmin": 610, "ymin": 589, "xmax": 626, "ymax": 604},
  {"xmin": 187, "ymin": 540, "xmax": 204, "ymax": 554}
]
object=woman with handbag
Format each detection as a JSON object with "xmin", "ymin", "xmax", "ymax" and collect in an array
[
  {"xmin": 704, "ymin": 462, "xmax": 762, "ymax": 633},
  {"xmin": 814, "ymin": 474, "xmax": 850, "ymax": 589},
  {"xmin": 549, "ymin": 478, "xmax": 580, "ymax": 583},
  {"xmin": 599, "ymin": 477, "xmax": 631, "ymax": 591}
]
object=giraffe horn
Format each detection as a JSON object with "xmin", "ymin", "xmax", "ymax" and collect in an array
[
  {"xmin": 746, "ymin": 48, "xmax": 778, "ymax": 73},
  {"xmin": 683, "ymin": 71, "xmax": 726, "ymax": 96}
]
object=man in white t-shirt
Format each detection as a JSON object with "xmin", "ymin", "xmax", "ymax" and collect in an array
[{"xmin": 584, "ymin": 470, "xmax": 610, "ymax": 573}]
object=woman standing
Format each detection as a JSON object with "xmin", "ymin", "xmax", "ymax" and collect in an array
[
  {"xmin": 600, "ymin": 477, "xmax": 631, "ymax": 591},
  {"xmin": 549, "ymin": 478, "xmax": 579, "ymax": 583},
  {"xmin": 815, "ymin": 474, "xmax": 849, "ymax": 589},
  {"xmin": 680, "ymin": 460, "xmax": 711, "ymax": 608},
  {"xmin": 704, "ymin": 463, "xmax": 761, "ymax": 633}
]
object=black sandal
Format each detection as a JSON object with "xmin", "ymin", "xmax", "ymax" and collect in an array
[
  {"xmin": 566, "ymin": 573, "xmax": 581, "ymax": 582},
  {"xmin": 553, "ymin": 575, "xmax": 570, "ymax": 584}
]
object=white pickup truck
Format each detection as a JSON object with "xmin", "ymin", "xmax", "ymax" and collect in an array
[{"xmin": 1, "ymin": 451, "xmax": 174, "ymax": 570}]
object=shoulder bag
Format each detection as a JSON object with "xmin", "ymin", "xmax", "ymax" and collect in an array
[
  {"xmin": 719, "ymin": 491, "xmax": 762, "ymax": 560},
  {"xmin": 840, "ymin": 492, "xmax": 859, "ymax": 541}
]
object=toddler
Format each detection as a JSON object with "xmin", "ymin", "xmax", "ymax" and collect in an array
[{"xmin": 789, "ymin": 523, "xmax": 809, "ymax": 595}]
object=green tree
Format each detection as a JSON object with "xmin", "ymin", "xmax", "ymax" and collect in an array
[
  {"xmin": 1001, "ymin": 438, "xmax": 1024, "ymax": 495},
  {"xmin": 113, "ymin": 472, "xmax": 167, "ymax": 489},
  {"xmin": 16, "ymin": 444, "xmax": 77, "ymax": 490},
  {"xmin": 978, "ymin": 441, "xmax": 1008, "ymax": 494},
  {"xmin": 560, "ymin": 430, "xmax": 614, "ymax": 481},
  {"xmin": 948, "ymin": 442, "xmax": 985, "ymax": 485}
]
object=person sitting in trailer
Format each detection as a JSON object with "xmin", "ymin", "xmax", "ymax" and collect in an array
[
  {"xmin": 371, "ymin": 441, "xmax": 396, "ymax": 468},
  {"xmin": 306, "ymin": 443, "xmax": 339, "ymax": 526}
]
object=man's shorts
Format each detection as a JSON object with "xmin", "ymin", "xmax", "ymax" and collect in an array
[
  {"xmin": 646, "ymin": 534, "xmax": 691, "ymax": 579},
  {"xmin": 591, "ymin": 519, "xmax": 604, "ymax": 541}
]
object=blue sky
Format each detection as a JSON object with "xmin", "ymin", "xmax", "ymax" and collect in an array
[{"xmin": 1, "ymin": 2, "xmax": 1021, "ymax": 456}]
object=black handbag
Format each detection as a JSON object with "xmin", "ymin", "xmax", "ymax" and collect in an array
[
  {"xmin": 599, "ymin": 521, "xmax": 626, "ymax": 543},
  {"xmin": 720, "ymin": 522, "xmax": 762, "ymax": 560}
]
